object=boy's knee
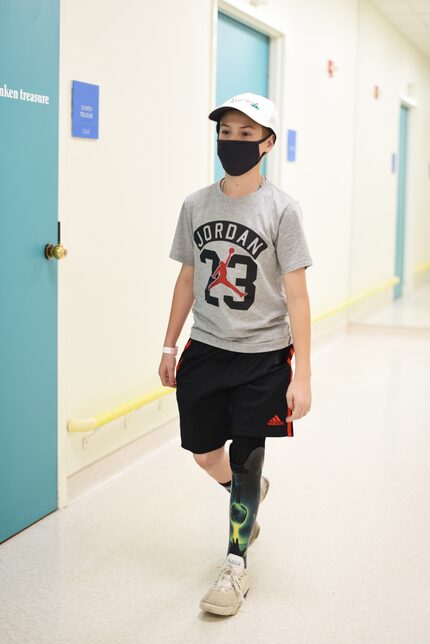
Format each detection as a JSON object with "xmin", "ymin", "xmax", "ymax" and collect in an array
[
  {"xmin": 229, "ymin": 435, "xmax": 266, "ymax": 466},
  {"xmin": 193, "ymin": 447, "xmax": 225, "ymax": 469}
]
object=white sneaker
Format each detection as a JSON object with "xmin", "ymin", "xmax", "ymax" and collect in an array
[{"xmin": 199, "ymin": 553, "xmax": 250, "ymax": 615}]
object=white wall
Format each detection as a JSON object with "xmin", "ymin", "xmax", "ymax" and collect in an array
[
  {"xmin": 350, "ymin": 0, "xmax": 430, "ymax": 301},
  {"xmin": 58, "ymin": 0, "xmax": 214, "ymax": 501},
  {"xmin": 58, "ymin": 0, "xmax": 430, "ymax": 503},
  {"xmin": 267, "ymin": 0, "xmax": 360, "ymax": 326}
]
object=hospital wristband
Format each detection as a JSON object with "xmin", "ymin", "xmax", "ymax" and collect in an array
[{"xmin": 163, "ymin": 346, "xmax": 178, "ymax": 355}]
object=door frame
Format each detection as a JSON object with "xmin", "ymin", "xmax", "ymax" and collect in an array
[
  {"xmin": 395, "ymin": 93, "xmax": 416, "ymax": 298},
  {"xmin": 209, "ymin": 0, "xmax": 285, "ymax": 186}
]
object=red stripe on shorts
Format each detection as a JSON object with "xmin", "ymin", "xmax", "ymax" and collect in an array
[{"xmin": 286, "ymin": 345, "xmax": 295, "ymax": 437}]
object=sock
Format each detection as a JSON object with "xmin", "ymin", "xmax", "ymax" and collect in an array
[
  {"xmin": 219, "ymin": 480, "xmax": 232, "ymax": 492},
  {"xmin": 226, "ymin": 441, "xmax": 265, "ymax": 569}
]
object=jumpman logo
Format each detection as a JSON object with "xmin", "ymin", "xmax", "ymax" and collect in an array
[{"xmin": 208, "ymin": 247, "xmax": 247, "ymax": 298}]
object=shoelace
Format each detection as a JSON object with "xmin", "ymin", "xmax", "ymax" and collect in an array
[{"xmin": 210, "ymin": 563, "xmax": 246, "ymax": 602}]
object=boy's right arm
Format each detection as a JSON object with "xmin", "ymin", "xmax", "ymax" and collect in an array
[{"xmin": 159, "ymin": 264, "xmax": 195, "ymax": 388}]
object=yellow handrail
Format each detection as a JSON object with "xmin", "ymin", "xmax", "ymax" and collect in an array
[
  {"xmin": 68, "ymin": 268, "xmax": 428, "ymax": 433},
  {"xmin": 311, "ymin": 276, "xmax": 399, "ymax": 323},
  {"xmin": 414, "ymin": 260, "xmax": 430, "ymax": 274},
  {"xmin": 67, "ymin": 387, "xmax": 175, "ymax": 433}
]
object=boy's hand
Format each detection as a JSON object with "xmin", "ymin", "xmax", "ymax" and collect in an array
[
  {"xmin": 159, "ymin": 354, "xmax": 177, "ymax": 388},
  {"xmin": 286, "ymin": 376, "xmax": 311, "ymax": 422}
]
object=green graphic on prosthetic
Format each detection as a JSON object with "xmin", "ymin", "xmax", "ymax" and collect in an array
[
  {"xmin": 230, "ymin": 501, "xmax": 248, "ymax": 549},
  {"xmin": 231, "ymin": 502, "xmax": 248, "ymax": 525},
  {"xmin": 228, "ymin": 481, "xmax": 259, "ymax": 559},
  {"xmin": 227, "ymin": 446, "xmax": 265, "ymax": 561}
]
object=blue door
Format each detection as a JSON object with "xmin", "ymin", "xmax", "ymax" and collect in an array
[
  {"xmin": 215, "ymin": 12, "xmax": 270, "ymax": 181},
  {"xmin": 0, "ymin": 0, "xmax": 60, "ymax": 542},
  {"xmin": 394, "ymin": 104, "xmax": 409, "ymax": 299}
]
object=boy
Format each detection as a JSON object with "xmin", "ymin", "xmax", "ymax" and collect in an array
[{"xmin": 160, "ymin": 92, "xmax": 313, "ymax": 616}]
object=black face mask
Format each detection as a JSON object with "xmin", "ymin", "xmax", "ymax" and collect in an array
[{"xmin": 217, "ymin": 132, "xmax": 273, "ymax": 176}]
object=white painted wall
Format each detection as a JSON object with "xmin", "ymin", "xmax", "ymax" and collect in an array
[
  {"xmin": 350, "ymin": 0, "xmax": 430, "ymax": 301},
  {"xmin": 57, "ymin": 0, "xmax": 430, "ymax": 502}
]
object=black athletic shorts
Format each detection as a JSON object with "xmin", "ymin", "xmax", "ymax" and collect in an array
[{"xmin": 175, "ymin": 337, "xmax": 295, "ymax": 454}]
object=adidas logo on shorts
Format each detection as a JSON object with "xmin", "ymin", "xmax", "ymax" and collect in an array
[{"xmin": 267, "ymin": 415, "xmax": 284, "ymax": 426}]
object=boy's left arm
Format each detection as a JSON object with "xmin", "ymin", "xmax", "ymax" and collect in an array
[{"xmin": 283, "ymin": 267, "xmax": 312, "ymax": 421}]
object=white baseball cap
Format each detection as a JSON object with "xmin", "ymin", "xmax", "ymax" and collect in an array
[{"xmin": 208, "ymin": 92, "xmax": 279, "ymax": 142}]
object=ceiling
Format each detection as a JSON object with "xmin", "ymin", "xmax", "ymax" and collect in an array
[{"xmin": 370, "ymin": 0, "xmax": 430, "ymax": 60}]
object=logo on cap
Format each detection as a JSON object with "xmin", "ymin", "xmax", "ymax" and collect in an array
[{"xmin": 229, "ymin": 97, "xmax": 260, "ymax": 110}]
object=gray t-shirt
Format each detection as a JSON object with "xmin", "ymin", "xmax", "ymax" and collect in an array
[{"xmin": 169, "ymin": 178, "xmax": 313, "ymax": 353}]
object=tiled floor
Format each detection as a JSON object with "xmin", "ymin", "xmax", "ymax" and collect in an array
[{"xmin": 1, "ymin": 292, "xmax": 430, "ymax": 643}]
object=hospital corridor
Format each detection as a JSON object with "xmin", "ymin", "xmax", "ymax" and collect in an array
[{"xmin": 1, "ymin": 0, "xmax": 430, "ymax": 641}]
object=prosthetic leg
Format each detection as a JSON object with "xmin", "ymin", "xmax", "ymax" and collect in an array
[{"xmin": 227, "ymin": 437, "xmax": 265, "ymax": 568}]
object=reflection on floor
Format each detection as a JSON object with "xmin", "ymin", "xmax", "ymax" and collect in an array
[{"xmin": 1, "ymin": 293, "xmax": 429, "ymax": 643}]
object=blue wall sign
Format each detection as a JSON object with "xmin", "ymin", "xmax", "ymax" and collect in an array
[
  {"xmin": 72, "ymin": 80, "xmax": 99, "ymax": 138},
  {"xmin": 287, "ymin": 129, "xmax": 296, "ymax": 162}
]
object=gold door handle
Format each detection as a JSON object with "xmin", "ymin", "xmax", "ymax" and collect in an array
[
  {"xmin": 45, "ymin": 221, "xmax": 68, "ymax": 260},
  {"xmin": 45, "ymin": 244, "xmax": 67, "ymax": 259}
]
